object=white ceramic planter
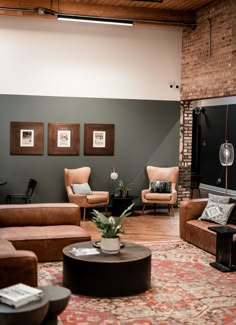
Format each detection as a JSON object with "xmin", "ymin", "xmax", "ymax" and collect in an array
[{"xmin": 100, "ymin": 237, "xmax": 120, "ymax": 254}]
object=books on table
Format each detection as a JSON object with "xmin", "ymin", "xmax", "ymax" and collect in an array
[{"xmin": 0, "ymin": 283, "xmax": 43, "ymax": 308}]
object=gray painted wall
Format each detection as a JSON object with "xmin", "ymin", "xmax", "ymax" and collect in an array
[{"xmin": 0, "ymin": 95, "xmax": 180, "ymax": 205}]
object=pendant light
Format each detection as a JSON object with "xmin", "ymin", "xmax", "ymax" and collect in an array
[
  {"xmin": 110, "ymin": 168, "xmax": 119, "ymax": 195},
  {"xmin": 219, "ymin": 105, "xmax": 234, "ymax": 193}
]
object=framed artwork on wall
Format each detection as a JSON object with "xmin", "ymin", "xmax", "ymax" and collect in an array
[
  {"xmin": 10, "ymin": 122, "xmax": 44, "ymax": 155},
  {"xmin": 84, "ymin": 124, "xmax": 114, "ymax": 155},
  {"xmin": 48, "ymin": 123, "xmax": 80, "ymax": 155}
]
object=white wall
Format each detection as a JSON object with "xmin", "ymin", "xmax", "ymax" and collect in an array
[{"xmin": 0, "ymin": 15, "xmax": 182, "ymax": 100}]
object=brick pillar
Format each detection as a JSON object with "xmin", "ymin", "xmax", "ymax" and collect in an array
[{"xmin": 178, "ymin": 100, "xmax": 193, "ymax": 204}]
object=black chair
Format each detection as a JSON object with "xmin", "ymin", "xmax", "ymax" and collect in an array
[{"xmin": 6, "ymin": 178, "xmax": 37, "ymax": 204}]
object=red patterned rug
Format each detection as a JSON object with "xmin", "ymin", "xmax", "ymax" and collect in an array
[{"xmin": 38, "ymin": 240, "xmax": 236, "ymax": 324}]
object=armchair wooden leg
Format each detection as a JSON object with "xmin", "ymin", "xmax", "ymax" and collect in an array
[
  {"xmin": 168, "ymin": 205, "xmax": 174, "ymax": 217},
  {"xmin": 105, "ymin": 206, "xmax": 108, "ymax": 216},
  {"xmin": 83, "ymin": 208, "xmax": 86, "ymax": 221},
  {"xmin": 142, "ymin": 204, "xmax": 145, "ymax": 215},
  {"xmin": 154, "ymin": 204, "xmax": 156, "ymax": 216}
]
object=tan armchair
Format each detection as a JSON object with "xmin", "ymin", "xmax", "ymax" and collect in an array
[
  {"xmin": 141, "ymin": 166, "xmax": 179, "ymax": 216},
  {"xmin": 64, "ymin": 167, "xmax": 109, "ymax": 220}
]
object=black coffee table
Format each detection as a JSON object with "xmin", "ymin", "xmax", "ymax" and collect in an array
[{"xmin": 63, "ymin": 241, "xmax": 151, "ymax": 297}]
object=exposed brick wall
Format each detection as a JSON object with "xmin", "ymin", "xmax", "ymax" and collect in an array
[
  {"xmin": 178, "ymin": 101, "xmax": 192, "ymax": 204},
  {"xmin": 178, "ymin": 0, "xmax": 236, "ymax": 202},
  {"xmin": 181, "ymin": 0, "xmax": 236, "ymax": 101}
]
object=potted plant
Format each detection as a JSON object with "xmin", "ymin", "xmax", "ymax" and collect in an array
[
  {"xmin": 116, "ymin": 179, "xmax": 133, "ymax": 198},
  {"xmin": 91, "ymin": 204, "xmax": 134, "ymax": 254}
]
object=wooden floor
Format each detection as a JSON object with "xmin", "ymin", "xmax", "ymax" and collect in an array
[
  {"xmin": 81, "ymin": 208, "xmax": 180, "ymax": 242},
  {"xmin": 81, "ymin": 187, "xmax": 221, "ymax": 242}
]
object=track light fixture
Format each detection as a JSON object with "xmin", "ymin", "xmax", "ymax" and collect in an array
[{"xmin": 57, "ymin": 15, "xmax": 133, "ymax": 26}]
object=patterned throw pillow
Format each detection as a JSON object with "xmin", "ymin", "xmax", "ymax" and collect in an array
[
  {"xmin": 199, "ymin": 200, "xmax": 235, "ymax": 225},
  {"xmin": 71, "ymin": 183, "xmax": 92, "ymax": 195},
  {"xmin": 208, "ymin": 193, "xmax": 230, "ymax": 204},
  {"xmin": 150, "ymin": 181, "xmax": 171, "ymax": 193}
]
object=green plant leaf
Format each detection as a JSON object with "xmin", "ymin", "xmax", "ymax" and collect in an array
[{"xmin": 91, "ymin": 203, "xmax": 134, "ymax": 238}]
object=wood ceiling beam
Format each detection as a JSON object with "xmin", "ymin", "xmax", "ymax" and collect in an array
[{"xmin": 0, "ymin": 0, "xmax": 196, "ymax": 26}]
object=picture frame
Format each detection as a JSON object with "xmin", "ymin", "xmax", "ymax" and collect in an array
[
  {"xmin": 10, "ymin": 122, "xmax": 44, "ymax": 155},
  {"xmin": 84, "ymin": 124, "xmax": 114, "ymax": 155},
  {"xmin": 48, "ymin": 123, "xmax": 80, "ymax": 155}
]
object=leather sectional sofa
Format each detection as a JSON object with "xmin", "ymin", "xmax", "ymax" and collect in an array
[
  {"xmin": 0, "ymin": 203, "xmax": 91, "ymax": 288},
  {"xmin": 179, "ymin": 198, "xmax": 236, "ymax": 255}
]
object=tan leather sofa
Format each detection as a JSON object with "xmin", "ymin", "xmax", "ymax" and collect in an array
[
  {"xmin": 0, "ymin": 239, "xmax": 37, "ymax": 289},
  {"xmin": 0, "ymin": 203, "xmax": 91, "ymax": 263},
  {"xmin": 179, "ymin": 198, "xmax": 236, "ymax": 256}
]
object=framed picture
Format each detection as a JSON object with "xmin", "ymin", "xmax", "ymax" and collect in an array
[
  {"xmin": 48, "ymin": 123, "xmax": 80, "ymax": 155},
  {"xmin": 10, "ymin": 122, "xmax": 44, "ymax": 155},
  {"xmin": 84, "ymin": 124, "xmax": 114, "ymax": 155}
]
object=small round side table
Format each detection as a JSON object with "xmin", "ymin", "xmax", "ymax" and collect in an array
[
  {"xmin": 0, "ymin": 294, "xmax": 49, "ymax": 325},
  {"xmin": 39, "ymin": 285, "xmax": 71, "ymax": 325}
]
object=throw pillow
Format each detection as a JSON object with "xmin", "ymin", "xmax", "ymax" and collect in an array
[
  {"xmin": 150, "ymin": 180, "xmax": 171, "ymax": 193},
  {"xmin": 71, "ymin": 183, "xmax": 92, "ymax": 195},
  {"xmin": 199, "ymin": 200, "xmax": 235, "ymax": 225},
  {"xmin": 208, "ymin": 193, "xmax": 230, "ymax": 204}
]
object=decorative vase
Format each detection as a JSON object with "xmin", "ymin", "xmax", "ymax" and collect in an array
[
  {"xmin": 100, "ymin": 236, "xmax": 120, "ymax": 254},
  {"xmin": 120, "ymin": 189, "xmax": 128, "ymax": 198}
]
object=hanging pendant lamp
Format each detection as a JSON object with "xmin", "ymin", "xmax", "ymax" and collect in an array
[
  {"xmin": 219, "ymin": 105, "xmax": 234, "ymax": 193},
  {"xmin": 219, "ymin": 141, "xmax": 234, "ymax": 166}
]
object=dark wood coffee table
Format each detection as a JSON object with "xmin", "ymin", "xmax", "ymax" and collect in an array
[{"xmin": 63, "ymin": 241, "xmax": 151, "ymax": 297}]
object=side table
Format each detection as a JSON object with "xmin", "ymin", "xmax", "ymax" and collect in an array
[
  {"xmin": 0, "ymin": 294, "xmax": 49, "ymax": 325},
  {"xmin": 209, "ymin": 225, "xmax": 236, "ymax": 272},
  {"xmin": 39, "ymin": 285, "xmax": 71, "ymax": 325},
  {"xmin": 112, "ymin": 195, "xmax": 137, "ymax": 216}
]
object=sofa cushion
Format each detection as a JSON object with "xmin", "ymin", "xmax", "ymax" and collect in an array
[
  {"xmin": 71, "ymin": 183, "xmax": 92, "ymax": 195},
  {"xmin": 145, "ymin": 192, "xmax": 172, "ymax": 201},
  {"xmin": 87, "ymin": 195, "xmax": 108, "ymax": 204},
  {"xmin": 150, "ymin": 180, "xmax": 171, "ymax": 193},
  {"xmin": 199, "ymin": 200, "xmax": 235, "ymax": 225},
  {"xmin": 0, "ymin": 203, "xmax": 80, "ymax": 227},
  {"xmin": 0, "ymin": 226, "xmax": 90, "ymax": 241},
  {"xmin": 0, "ymin": 226, "xmax": 91, "ymax": 262},
  {"xmin": 0, "ymin": 239, "xmax": 15, "ymax": 252}
]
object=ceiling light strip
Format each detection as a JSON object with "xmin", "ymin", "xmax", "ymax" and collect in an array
[{"xmin": 57, "ymin": 14, "xmax": 133, "ymax": 26}]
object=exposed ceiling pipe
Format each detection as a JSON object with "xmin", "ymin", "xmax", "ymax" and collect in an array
[{"xmin": 0, "ymin": 6, "xmax": 197, "ymax": 29}]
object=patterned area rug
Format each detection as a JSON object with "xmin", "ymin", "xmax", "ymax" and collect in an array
[{"xmin": 38, "ymin": 240, "xmax": 236, "ymax": 324}]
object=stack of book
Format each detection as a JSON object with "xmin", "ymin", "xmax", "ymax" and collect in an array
[{"xmin": 0, "ymin": 283, "xmax": 43, "ymax": 308}]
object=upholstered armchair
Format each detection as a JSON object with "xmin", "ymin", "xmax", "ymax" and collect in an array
[
  {"xmin": 64, "ymin": 167, "xmax": 109, "ymax": 220},
  {"xmin": 141, "ymin": 165, "xmax": 179, "ymax": 216}
]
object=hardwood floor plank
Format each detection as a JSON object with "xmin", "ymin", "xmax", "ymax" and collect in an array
[{"xmin": 81, "ymin": 209, "xmax": 180, "ymax": 242}]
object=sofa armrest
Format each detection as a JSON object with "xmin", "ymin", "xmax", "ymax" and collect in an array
[
  {"xmin": 179, "ymin": 198, "xmax": 208, "ymax": 240},
  {"xmin": 0, "ymin": 251, "xmax": 38, "ymax": 289}
]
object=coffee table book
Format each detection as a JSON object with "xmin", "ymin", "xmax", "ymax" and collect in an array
[{"xmin": 0, "ymin": 283, "xmax": 43, "ymax": 308}]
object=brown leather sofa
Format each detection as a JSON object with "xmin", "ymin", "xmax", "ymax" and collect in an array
[
  {"xmin": 179, "ymin": 198, "xmax": 236, "ymax": 255},
  {"xmin": 0, "ymin": 203, "xmax": 91, "ymax": 263},
  {"xmin": 0, "ymin": 239, "xmax": 38, "ymax": 289}
]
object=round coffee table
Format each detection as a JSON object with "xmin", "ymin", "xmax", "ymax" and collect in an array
[
  {"xmin": 0, "ymin": 294, "xmax": 49, "ymax": 325},
  {"xmin": 63, "ymin": 241, "xmax": 151, "ymax": 297}
]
